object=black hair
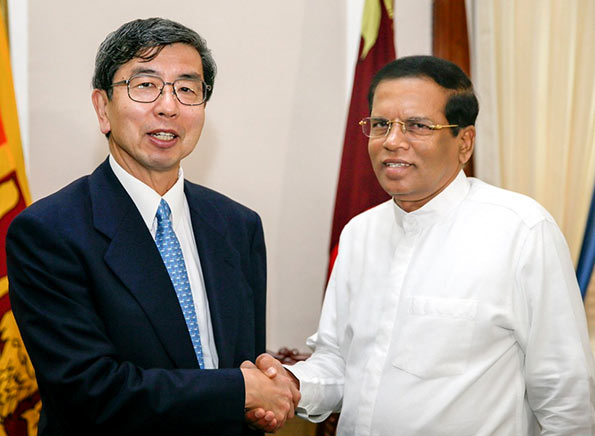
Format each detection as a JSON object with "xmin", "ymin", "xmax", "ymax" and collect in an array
[{"xmin": 368, "ymin": 56, "xmax": 478, "ymax": 135}]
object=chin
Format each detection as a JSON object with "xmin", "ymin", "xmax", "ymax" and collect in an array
[
  {"xmin": 391, "ymin": 190, "xmax": 421, "ymax": 202},
  {"xmin": 381, "ymin": 184, "xmax": 410, "ymax": 198}
]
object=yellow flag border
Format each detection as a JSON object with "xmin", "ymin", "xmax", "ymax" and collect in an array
[
  {"xmin": 0, "ymin": 5, "xmax": 31, "ymax": 204},
  {"xmin": 360, "ymin": 0, "xmax": 394, "ymax": 60}
]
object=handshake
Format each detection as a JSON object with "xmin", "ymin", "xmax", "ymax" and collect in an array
[{"xmin": 241, "ymin": 353, "xmax": 301, "ymax": 433}]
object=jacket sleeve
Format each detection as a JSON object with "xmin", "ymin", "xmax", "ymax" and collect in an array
[{"xmin": 248, "ymin": 212, "xmax": 267, "ymax": 356}]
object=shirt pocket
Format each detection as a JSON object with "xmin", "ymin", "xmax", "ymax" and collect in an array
[{"xmin": 392, "ymin": 296, "xmax": 478, "ymax": 379}]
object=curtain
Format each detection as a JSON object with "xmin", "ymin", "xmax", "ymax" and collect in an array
[{"xmin": 466, "ymin": 0, "xmax": 595, "ymax": 263}]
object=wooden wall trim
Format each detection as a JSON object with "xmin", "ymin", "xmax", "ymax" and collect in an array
[
  {"xmin": 433, "ymin": 0, "xmax": 471, "ymax": 76},
  {"xmin": 432, "ymin": 0, "xmax": 474, "ymax": 177}
]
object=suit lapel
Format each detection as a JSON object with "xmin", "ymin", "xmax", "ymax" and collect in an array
[
  {"xmin": 185, "ymin": 183, "xmax": 241, "ymax": 368},
  {"xmin": 89, "ymin": 160, "xmax": 198, "ymax": 369}
]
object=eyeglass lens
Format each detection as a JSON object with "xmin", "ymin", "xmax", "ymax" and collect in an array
[
  {"xmin": 361, "ymin": 117, "xmax": 436, "ymax": 138},
  {"xmin": 128, "ymin": 75, "xmax": 206, "ymax": 105}
]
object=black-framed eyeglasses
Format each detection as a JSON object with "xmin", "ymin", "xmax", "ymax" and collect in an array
[
  {"xmin": 359, "ymin": 116, "xmax": 459, "ymax": 138},
  {"xmin": 111, "ymin": 74, "xmax": 211, "ymax": 106}
]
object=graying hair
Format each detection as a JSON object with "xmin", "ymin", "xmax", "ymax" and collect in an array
[{"xmin": 92, "ymin": 17, "xmax": 216, "ymax": 102}]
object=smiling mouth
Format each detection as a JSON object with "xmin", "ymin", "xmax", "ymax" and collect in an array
[
  {"xmin": 385, "ymin": 162, "xmax": 411, "ymax": 168},
  {"xmin": 150, "ymin": 132, "xmax": 177, "ymax": 140}
]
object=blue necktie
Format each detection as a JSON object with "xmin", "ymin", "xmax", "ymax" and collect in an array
[{"xmin": 155, "ymin": 199, "xmax": 205, "ymax": 368}]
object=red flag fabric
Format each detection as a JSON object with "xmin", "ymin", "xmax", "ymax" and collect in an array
[{"xmin": 328, "ymin": 0, "xmax": 396, "ymax": 276}]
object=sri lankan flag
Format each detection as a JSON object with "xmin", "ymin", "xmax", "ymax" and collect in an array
[{"xmin": 0, "ymin": 7, "xmax": 41, "ymax": 436}]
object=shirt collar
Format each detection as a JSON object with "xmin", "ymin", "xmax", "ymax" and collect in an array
[
  {"xmin": 393, "ymin": 170, "xmax": 470, "ymax": 231},
  {"xmin": 109, "ymin": 155, "xmax": 186, "ymax": 231}
]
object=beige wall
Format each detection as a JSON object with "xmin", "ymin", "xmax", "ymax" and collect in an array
[{"xmin": 17, "ymin": 0, "xmax": 431, "ymax": 352}]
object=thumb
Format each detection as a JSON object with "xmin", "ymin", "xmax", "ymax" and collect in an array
[{"xmin": 256, "ymin": 354, "xmax": 278, "ymax": 378}]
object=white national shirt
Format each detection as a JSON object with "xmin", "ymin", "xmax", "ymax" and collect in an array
[
  {"xmin": 289, "ymin": 170, "xmax": 595, "ymax": 436},
  {"xmin": 109, "ymin": 155, "xmax": 218, "ymax": 369}
]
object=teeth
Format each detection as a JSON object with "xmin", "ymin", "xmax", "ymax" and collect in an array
[
  {"xmin": 385, "ymin": 162, "xmax": 410, "ymax": 168},
  {"xmin": 151, "ymin": 132, "xmax": 176, "ymax": 140}
]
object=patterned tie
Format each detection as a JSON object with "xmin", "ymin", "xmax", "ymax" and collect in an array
[{"xmin": 155, "ymin": 199, "xmax": 205, "ymax": 368}]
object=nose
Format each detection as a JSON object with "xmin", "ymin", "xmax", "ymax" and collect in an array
[
  {"xmin": 153, "ymin": 83, "xmax": 179, "ymax": 117},
  {"xmin": 383, "ymin": 121, "xmax": 409, "ymax": 151}
]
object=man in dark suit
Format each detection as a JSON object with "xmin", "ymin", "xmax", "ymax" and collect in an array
[{"xmin": 6, "ymin": 17, "xmax": 297, "ymax": 436}]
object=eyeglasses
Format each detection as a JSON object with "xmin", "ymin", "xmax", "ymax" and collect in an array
[
  {"xmin": 111, "ymin": 74, "xmax": 211, "ymax": 106},
  {"xmin": 359, "ymin": 117, "xmax": 458, "ymax": 138}
]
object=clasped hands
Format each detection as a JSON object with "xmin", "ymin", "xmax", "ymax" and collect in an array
[{"xmin": 241, "ymin": 353, "xmax": 301, "ymax": 433}]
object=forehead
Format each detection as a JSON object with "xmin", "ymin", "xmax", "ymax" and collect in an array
[
  {"xmin": 114, "ymin": 43, "xmax": 204, "ymax": 79},
  {"xmin": 371, "ymin": 77, "xmax": 450, "ymax": 118}
]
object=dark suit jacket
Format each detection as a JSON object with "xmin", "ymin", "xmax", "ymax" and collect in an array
[{"xmin": 7, "ymin": 159, "xmax": 266, "ymax": 436}]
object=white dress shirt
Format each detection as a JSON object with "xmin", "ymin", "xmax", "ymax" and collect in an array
[
  {"xmin": 290, "ymin": 170, "xmax": 595, "ymax": 436},
  {"xmin": 109, "ymin": 155, "xmax": 218, "ymax": 369}
]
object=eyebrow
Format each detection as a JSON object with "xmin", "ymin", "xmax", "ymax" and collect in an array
[
  {"xmin": 404, "ymin": 116, "xmax": 434, "ymax": 123},
  {"xmin": 370, "ymin": 115, "xmax": 434, "ymax": 122},
  {"xmin": 128, "ymin": 67, "xmax": 203, "ymax": 81}
]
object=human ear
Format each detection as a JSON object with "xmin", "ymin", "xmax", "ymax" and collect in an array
[
  {"xmin": 458, "ymin": 126, "xmax": 475, "ymax": 165},
  {"xmin": 91, "ymin": 89, "xmax": 111, "ymax": 136}
]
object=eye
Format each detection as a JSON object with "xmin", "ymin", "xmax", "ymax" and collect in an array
[
  {"xmin": 129, "ymin": 76, "xmax": 161, "ymax": 90},
  {"xmin": 175, "ymin": 80, "xmax": 201, "ymax": 96},
  {"xmin": 178, "ymin": 87, "xmax": 196, "ymax": 95},
  {"xmin": 370, "ymin": 118, "xmax": 389, "ymax": 128},
  {"xmin": 136, "ymin": 82, "xmax": 155, "ymax": 89},
  {"xmin": 176, "ymin": 86, "xmax": 198, "ymax": 95},
  {"xmin": 405, "ymin": 120, "xmax": 432, "ymax": 133}
]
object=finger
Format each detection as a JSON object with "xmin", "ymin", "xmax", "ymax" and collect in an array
[
  {"xmin": 284, "ymin": 391, "xmax": 296, "ymax": 419},
  {"xmin": 245, "ymin": 409, "xmax": 257, "ymax": 423},
  {"xmin": 265, "ymin": 419, "xmax": 279, "ymax": 433},
  {"xmin": 245, "ymin": 408, "xmax": 275, "ymax": 423},
  {"xmin": 277, "ymin": 399, "xmax": 294, "ymax": 428},
  {"xmin": 240, "ymin": 360, "xmax": 256, "ymax": 369},
  {"xmin": 245, "ymin": 408, "xmax": 264, "ymax": 420},
  {"xmin": 245, "ymin": 409, "xmax": 278, "ymax": 432},
  {"xmin": 256, "ymin": 417, "xmax": 279, "ymax": 432},
  {"xmin": 264, "ymin": 410, "xmax": 276, "ymax": 422},
  {"xmin": 274, "ymin": 415, "xmax": 287, "ymax": 431},
  {"xmin": 290, "ymin": 383, "xmax": 301, "ymax": 407},
  {"xmin": 248, "ymin": 418, "xmax": 278, "ymax": 433},
  {"xmin": 285, "ymin": 396, "xmax": 295, "ymax": 419}
]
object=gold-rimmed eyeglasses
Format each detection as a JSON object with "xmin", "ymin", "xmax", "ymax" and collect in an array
[
  {"xmin": 111, "ymin": 74, "xmax": 211, "ymax": 106},
  {"xmin": 359, "ymin": 116, "xmax": 458, "ymax": 138}
]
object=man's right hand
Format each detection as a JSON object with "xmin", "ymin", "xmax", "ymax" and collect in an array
[{"xmin": 241, "ymin": 358, "xmax": 299, "ymax": 432}]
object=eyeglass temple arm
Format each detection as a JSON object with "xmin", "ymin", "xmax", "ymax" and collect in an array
[{"xmin": 429, "ymin": 123, "xmax": 459, "ymax": 130}]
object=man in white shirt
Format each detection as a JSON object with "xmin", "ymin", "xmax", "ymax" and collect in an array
[
  {"xmin": 7, "ymin": 17, "xmax": 297, "ymax": 436},
  {"xmin": 250, "ymin": 56, "xmax": 595, "ymax": 435}
]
